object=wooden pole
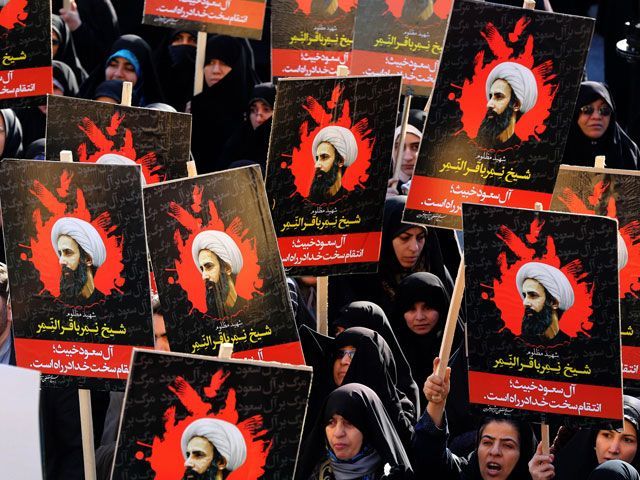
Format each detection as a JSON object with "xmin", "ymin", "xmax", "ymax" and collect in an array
[
  {"xmin": 523, "ymin": 0, "xmax": 535, "ymax": 8},
  {"xmin": 59, "ymin": 150, "xmax": 73, "ymax": 163},
  {"xmin": 541, "ymin": 421, "xmax": 550, "ymax": 454},
  {"xmin": 436, "ymin": 261, "xmax": 465, "ymax": 377},
  {"xmin": 316, "ymin": 277, "xmax": 329, "ymax": 335},
  {"xmin": 186, "ymin": 160, "xmax": 198, "ymax": 178},
  {"xmin": 392, "ymin": 95, "xmax": 414, "ymax": 181},
  {"xmin": 218, "ymin": 343, "xmax": 234, "ymax": 359},
  {"xmin": 193, "ymin": 32, "xmax": 207, "ymax": 96},
  {"xmin": 595, "ymin": 155, "xmax": 606, "ymax": 169},
  {"xmin": 121, "ymin": 81, "xmax": 133, "ymax": 107},
  {"xmin": 78, "ymin": 389, "xmax": 97, "ymax": 480},
  {"xmin": 63, "ymin": 0, "xmax": 71, "ymax": 10}
]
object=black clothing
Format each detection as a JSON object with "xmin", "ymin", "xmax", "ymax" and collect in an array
[
  {"xmin": 562, "ymin": 81, "xmax": 639, "ymax": 170},
  {"xmin": 24, "ymin": 138, "xmax": 46, "ymax": 160},
  {"xmin": 0, "ymin": 109, "xmax": 23, "ymax": 159},
  {"xmin": 69, "ymin": 0, "xmax": 120, "ymax": 73},
  {"xmin": 52, "ymin": 14, "xmax": 88, "ymax": 83},
  {"xmin": 588, "ymin": 461, "xmax": 640, "ymax": 480},
  {"xmin": 190, "ymin": 35, "xmax": 259, "ymax": 174},
  {"xmin": 297, "ymin": 383, "xmax": 413, "ymax": 480},
  {"xmin": 54, "ymin": 60, "xmax": 80, "ymax": 97},
  {"xmin": 92, "ymin": 79, "xmax": 139, "ymax": 105},
  {"xmin": 152, "ymin": 29, "xmax": 196, "ymax": 112},
  {"xmin": 219, "ymin": 118, "xmax": 272, "ymax": 172}
]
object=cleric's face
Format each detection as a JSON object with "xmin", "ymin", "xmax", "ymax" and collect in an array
[
  {"xmin": 521, "ymin": 278, "xmax": 546, "ymax": 314},
  {"xmin": 486, "ymin": 79, "xmax": 513, "ymax": 116},
  {"xmin": 57, "ymin": 235, "xmax": 82, "ymax": 272},
  {"xmin": 198, "ymin": 249, "xmax": 222, "ymax": 284},
  {"xmin": 315, "ymin": 141, "xmax": 338, "ymax": 173},
  {"xmin": 184, "ymin": 436, "xmax": 214, "ymax": 474}
]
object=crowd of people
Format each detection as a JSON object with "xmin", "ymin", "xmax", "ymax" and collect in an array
[{"xmin": 1, "ymin": 0, "xmax": 640, "ymax": 478}]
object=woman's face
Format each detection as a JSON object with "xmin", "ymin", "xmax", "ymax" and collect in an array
[
  {"xmin": 325, "ymin": 414, "xmax": 364, "ymax": 460},
  {"xmin": 392, "ymin": 226, "xmax": 426, "ymax": 269},
  {"xmin": 404, "ymin": 301, "xmax": 439, "ymax": 335},
  {"xmin": 333, "ymin": 345, "xmax": 355, "ymax": 386},
  {"xmin": 204, "ymin": 59, "xmax": 231, "ymax": 87},
  {"xmin": 249, "ymin": 100, "xmax": 273, "ymax": 129},
  {"xmin": 595, "ymin": 419, "xmax": 638, "ymax": 464},
  {"xmin": 577, "ymin": 97, "xmax": 612, "ymax": 139},
  {"xmin": 105, "ymin": 57, "xmax": 138, "ymax": 85},
  {"xmin": 0, "ymin": 113, "xmax": 6, "ymax": 157},
  {"xmin": 477, "ymin": 421, "xmax": 520, "ymax": 480},
  {"xmin": 171, "ymin": 32, "xmax": 197, "ymax": 46},
  {"xmin": 52, "ymin": 30, "xmax": 60, "ymax": 57}
]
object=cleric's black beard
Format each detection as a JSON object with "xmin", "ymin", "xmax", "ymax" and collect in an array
[
  {"xmin": 60, "ymin": 264, "xmax": 88, "ymax": 302},
  {"xmin": 521, "ymin": 305, "xmax": 554, "ymax": 338},
  {"xmin": 205, "ymin": 272, "xmax": 230, "ymax": 318},
  {"xmin": 309, "ymin": 160, "xmax": 340, "ymax": 203},
  {"xmin": 181, "ymin": 466, "xmax": 217, "ymax": 480},
  {"xmin": 477, "ymin": 103, "xmax": 516, "ymax": 147}
]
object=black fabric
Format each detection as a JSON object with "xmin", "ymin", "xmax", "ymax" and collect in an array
[
  {"xmin": 70, "ymin": 0, "xmax": 120, "ymax": 73},
  {"xmin": 554, "ymin": 395, "xmax": 640, "ymax": 479},
  {"xmin": 79, "ymin": 34, "xmax": 164, "ymax": 106},
  {"xmin": 562, "ymin": 81, "xmax": 639, "ymax": 170},
  {"xmin": 328, "ymin": 195, "xmax": 453, "ymax": 322},
  {"xmin": 14, "ymin": 107, "xmax": 45, "ymax": 151},
  {"xmin": 1, "ymin": 109, "xmax": 23, "ymax": 159},
  {"xmin": 52, "ymin": 14, "xmax": 88, "ymax": 83},
  {"xmin": 92, "ymin": 79, "xmax": 140, "ymax": 105},
  {"xmin": 190, "ymin": 35, "xmax": 259, "ymax": 174},
  {"xmin": 588, "ymin": 460, "xmax": 640, "ymax": 480},
  {"xmin": 152, "ymin": 29, "xmax": 196, "ymax": 112},
  {"xmin": 53, "ymin": 60, "xmax": 80, "ymax": 97},
  {"xmin": 334, "ymin": 301, "xmax": 420, "ymax": 414},
  {"xmin": 24, "ymin": 138, "xmax": 46, "ymax": 160},
  {"xmin": 297, "ymin": 383, "xmax": 413, "ymax": 480}
]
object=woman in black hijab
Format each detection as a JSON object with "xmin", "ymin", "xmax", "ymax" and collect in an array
[
  {"xmin": 297, "ymin": 383, "xmax": 414, "ymax": 479},
  {"xmin": 153, "ymin": 29, "xmax": 196, "ymax": 112},
  {"xmin": 329, "ymin": 195, "xmax": 453, "ymax": 321},
  {"xmin": 51, "ymin": 14, "xmax": 88, "ymax": 83},
  {"xmin": 1, "ymin": 109, "xmax": 23, "ymax": 160},
  {"xmin": 562, "ymin": 81, "xmax": 639, "ymax": 170},
  {"xmin": 334, "ymin": 301, "xmax": 420, "ymax": 413},
  {"xmin": 190, "ymin": 35, "xmax": 259, "ymax": 174},
  {"xmin": 79, "ymin": 35, "xmax": 165, "ymax": 106}
]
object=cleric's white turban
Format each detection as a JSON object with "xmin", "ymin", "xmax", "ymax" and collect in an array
[
  {"xmin": 312, "ymin": 126, "xmax": 358, "ymax": 167},
  {"xmin": 618, "ymin": 231, "xmax": 629, "ymax": 271},
  {"xmin": 51, "ymin": 217, "xmax": 107, "ymax": 268},
  {"xmin": 181, "ymin": 418, "xmax": 247, "ymax": 472},
  {"xmin": 486, "ymin": 62, "xmax": 538, "ymax": 113},
  {"xmin": 192, "ymin": 230, "xmax": 243, "ymax": 275},
  {"xmin": 96, "ymin": 153, "xmax": 146, "ymax": 186},
  {"xmin": 516, "ymin": 262, "xmax": 574, "ymax": 311}
]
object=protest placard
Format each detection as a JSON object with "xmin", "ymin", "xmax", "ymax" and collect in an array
[
  {"xmin": 0, "ymin": 160, "xmax": 153, "ymax": 389},
  {"xmin": 463, "ymin": 203, "xmax": 622, "ymax": 427},
  {"xmin": 266, "ymin": 75, "xmax": 401, "ymax": 276}
]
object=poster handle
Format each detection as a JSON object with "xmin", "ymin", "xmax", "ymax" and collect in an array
[
  {"xmin": 392, "ymin": 94, "xmax": 414, "ymax": 183},
  {"xmin": 218, "ymin": 343, "xmax": 234, "ymax": 359},
  {"xmin": 60, "ymin": 150, "xmax": 73, "ymax": 163},
  {"xmin": 541, "ymin": 420, "xmax": 550, "ymax": 455},
  {"xmin": 121, "ymin": 81, "xmax": 133, "ymax": 107},
  {"xmin": 436, "ymin": 261, "xmax": 465, "ymax": 377},
  {"xmin": 187, "ymin": 160, "xmax": 198, "ymax": 178},
  {"xmin": 63, "ymin": 0, "xmax": 71, "ymax": 10},
  {"xmin": 595, "ymin": 155, "xmax": 606, "ymax": 169},
  {"xmin": 523, "ymin": 0, "xmax": 536, "ymax": 8},
  {"xmin": 193, "ymin": 32, "xmax": 207, "ymax": 96},
  {"xmin": 79, "ymin": 389, "xmax": 97, "ymax": 480}
]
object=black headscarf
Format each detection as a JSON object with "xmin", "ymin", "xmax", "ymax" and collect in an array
[
  {"xmin": 51, "ymin": 14, "xmax": 88, "ymax": 83},
  {"xmin": 24, "ymin": 138, "xmax": 46, "ymax": 160},
  {"xmin": 588, "ymin": 460, "xmax": 640, "ymax": 480},
  {"xmin": 152, "ymin": 29, "xmax": 196, "ymax": 112},
  {"xmin": 334, "ymin": 301, "xmax": 420, "ymax": 413},
  {"xmin": 335, "ymin": 327, "xmax": 415, "ymax": 449},
  {"xmin": 1, "ymin": 109, "xmax": 23, "ymax": 159},
  {"xmin": 190, "ymin": 35, "xmax": 259, "ymax": 174},
  {"xmin": 562, "ymin": 81, "xmax": 639, "ymax": 170},
  {"xmin": 79, "ymin": 35, "xmax": 165, "ymax": 106},
  {"xmin": 555, "ymin": 395, "xmax": 640, "ymax": 478},
  {"xmin": 92, "ymin": 79, "xmax": 140, "ymax": 106},
  {"xmin": 53, "ymin": 60, "xmax": 80, "ymax": 97},
  {"xmin": 297, "ymin": 383, "xmax": 413, "ymax": 480}
]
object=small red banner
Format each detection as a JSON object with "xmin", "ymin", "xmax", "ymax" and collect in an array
[
  {"xmin": 623, "ymin": 345, "xmax": 640, "ymax": 380},
  {"xmin": 15, "ymin": 338, "xmax": 149, "ymax": 380},
  {"xmin": 350, "ymin": 50, "xmax": 438, "ymax": 89},
  {"xmin": 144, "ymin": 0, "xmax": 265, "ymax": 30},
  {"xmin": 469, "ymin": 370, "xmax": 622, "ymax": 419},
  {"xmin": 0, "ymin": 66, "xmax": 52, "ymax": 100},
  {"xmin": 406, "ymin": 176, "xmax": 552, "ymax": 216},
  {"xmin": 232, "ymin": 341, "xmax": 306, "ymax": 365},
  {"xmin": 272, "ymin": 48, "xmax": 350, "ymax": 77},
  {"xmin": 278, "ymin": 231, "xmax": 382, "ymax": 267}
]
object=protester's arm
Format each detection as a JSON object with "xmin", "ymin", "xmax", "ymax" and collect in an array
[
  {"xmin": 425, "ymin": 357, "xmax": 450, "ymax": 428},
  {"xmin": 528, "ymin": 442, "xmax": 555, "ymax": 480}
]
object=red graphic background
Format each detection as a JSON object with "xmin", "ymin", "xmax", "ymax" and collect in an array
[
  {"xmin": 294, "ymin": 0, "xmax": 356, "ymax": 15},
  {"xmin": 0, "ymin": 0, "xmax": 28, "ymax": 30},
  {"xmin": 449, "ymin": 16, "xmax": 558, "ymax": 145},
  {"xmin": 557, "ymin": 182, "xmax": 640, "ymax": 299},
  {"xmin": 167, "ymin": 186, "xmax": 263, "ymax": 316},
  {"xmin": 486, "ymin": 218, "xmax": 593, "ymax": 337},
  {"xmin": 77, "ymin": 112, "xmax": 164, "ymax": 184},
  {"xmin": 284, "ymin": 84, "xmax": 375, "ymax": 201},
  {"xmin": 140, "ymin": 371, "xmax": 271, "ymax": 479},
  {"xmin": 25, "ymin": 170, "xmax": 125, "ymax": 300},
  {"xmin": 383, "ymin": 0, "xmax": 451, "ymax": 20}
]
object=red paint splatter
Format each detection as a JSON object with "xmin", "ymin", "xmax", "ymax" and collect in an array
[
  {"xmin": 76, "ymin": 112, "xmax": 165, "ymax": 184},
  {"xmin": 26, "ymin": 171, "xmax": 125, "ymax": 300},
  {"xmin": 454, "ymin": 17, "xmax": 558, "ymax": 145},
  {"xmin": 383, "ymin": 0, "xmax": 450, "ymax": 20},
  {"xmin": 142, "ymin": 372, "xmax": 271, "ymax": 479},
  {"xmin": 168, "ymin": 186, "xmax": 263, "ymax": 317},
  {"xmin": 490, "ymin": 220, "xmax": 593, "ymax": 337},
  {"xmin": 0, "ymin": 0, "xmax": 28, "ymax": 30},
  {"xmin": 286, "ymin": 84, "xmax": 375, "ymax": 202},
  {"xmin": 294, "ymin": 0, "xmax": 356, "ymax": 15},
  {"xmin": 558, "ymin": 184, "xmax": 640, "ymax": 298}
]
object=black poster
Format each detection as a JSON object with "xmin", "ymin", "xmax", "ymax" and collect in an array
[
  {"xmin": 112, "ymin": 350, "xmax": 312, "ymax": 479},
  {"xmin": 0, "ymin": 0, "xmax": 52, "ymax": 108},
  {"xmin": 0, "ymin": 160, "xmax": 153, "ymax": 390},
  {"xmin": 551, "ymin": 166, "xmax": 640, "ymax": 389},
  {"xmin": 463, "ymin": 204, "xmax": 622, "ymax": 427},
  {"xmin": 45, "ymin": 96, "xmax": 192, "ymax": 183},
  {"xmin": 266, "ymin": 75, "xmax": 401, "ymax": 276},
  {"xmin": 144, "ymin": 166, "xmax": 304, "ymax": 363},
  {"xmin": 404, "ymin": 1, "xmax": 594, "ymax": 229}
]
